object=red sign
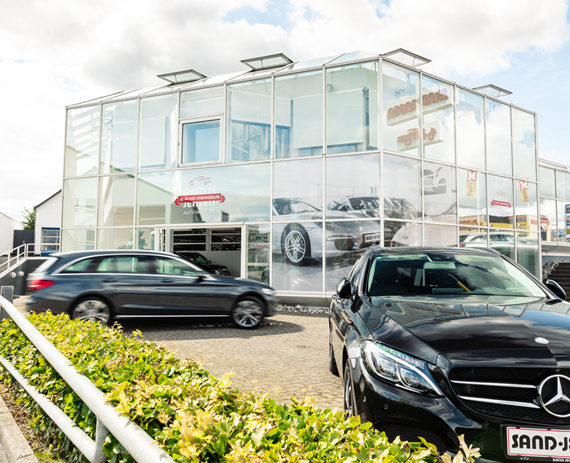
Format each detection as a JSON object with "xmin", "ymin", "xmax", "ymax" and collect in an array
[
  {"xmin": 387, "ymin": 90, "xmax": 449, "ymax": 121},
  {"xmin": 491, "ymin": 200, "xmax": 512, "ymax": 208},
  {"xmin": 175, "ymin": 193, "xmax": 226, "ymax": 205}
]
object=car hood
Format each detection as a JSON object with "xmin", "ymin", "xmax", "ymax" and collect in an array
[{"xmin": 360, "ymin": 299, "xmax": 570, "ymax": 367}]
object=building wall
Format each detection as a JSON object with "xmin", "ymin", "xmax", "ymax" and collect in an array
[
  {"xmin": 59, "ymin": 53, "xmax": 542, "ymax": 293},
  {"xmin": 34, "ymin": 192, "xmax": 62, "ymax": 255},
  {"xmin": 0, "ymin": 212, "xmax": 23, "ymax": 255}
]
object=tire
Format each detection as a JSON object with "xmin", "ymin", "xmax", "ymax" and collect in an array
[
  {"xmin": 329, "ymin": 333, "xmax": 339, "ymax": 377},
  {"xmin": 71, "ymin": 297, "xmax": 112, "ymax": 325},
  {"xmin": 231, "ymin": 297, "xmax": 264, "ymax": 329},
  {"xmin": 282, "ymin": 225, "xmax": 311, "ymax": 266},
  {"xmin": 343, "ymin": 359, "xmax": 357, "ymax": 418}
]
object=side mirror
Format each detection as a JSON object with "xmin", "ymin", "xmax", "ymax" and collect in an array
[
  {"xmin": 336, "ymin": 277, "xmax": 352, "ymax": 299},
  {"xmin": 546, "ymin": 280, "xmax": 566, "ymax": 301}
]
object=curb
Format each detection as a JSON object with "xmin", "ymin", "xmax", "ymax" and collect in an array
[{"xmin": 0, "ymin": 393, "xmax": 38, "ymax": 463}]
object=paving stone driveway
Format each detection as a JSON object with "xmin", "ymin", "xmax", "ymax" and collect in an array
[{"xmin": 120, "ymin": 312, "xmax": 344, "ymax": 411}]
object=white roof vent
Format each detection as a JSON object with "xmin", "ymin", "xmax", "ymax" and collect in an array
[{"xmin": 383, "ymin": 48, "xmax": 431, "ymax": 68}]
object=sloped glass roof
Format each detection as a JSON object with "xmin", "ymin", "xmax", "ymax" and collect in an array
[
  {"xmin": 241, "ymin": 53, "xmax": 292, "ymax": 70},
  {"xmin": 157, "ymin": 69, "xmax": 207, "ymax": 84},
  {"xmin": 328, "ymin": 51, "xmax": 378, "ymax": 65}
]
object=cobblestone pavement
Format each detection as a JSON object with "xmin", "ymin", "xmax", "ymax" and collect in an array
[
  {"xmin": 13, "ymin": 296, "xmax": 343, "ymax": 410},
  {"xmin": 119, "ymin": 312, "xmax": 344, "ymax": 411}
]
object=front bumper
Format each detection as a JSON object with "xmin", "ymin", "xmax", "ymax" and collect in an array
[{"xmin": 351, "ymin": 358, "xmax": 543, "ymax": 462}]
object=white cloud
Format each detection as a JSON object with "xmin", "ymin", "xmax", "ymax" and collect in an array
[{"xmin": 0, "ymin": 0, "xmax": 568, "ymax": 222}]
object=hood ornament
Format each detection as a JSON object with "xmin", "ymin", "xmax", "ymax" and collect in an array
[
  {"xmin": 535, "ymin": 337, "xmax": 549, "ymax": 345},
  {"xmin": 538, "ymin": 375, "xmax": 570, "ymax": 418}
]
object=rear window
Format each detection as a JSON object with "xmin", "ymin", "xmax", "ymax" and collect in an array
[
  {"xmin": 96, "ymin": 256, "xmax": 150, "ymax": 274},
  {"xmin": 34, "ymin": 257, "xmax": 57, "ymax": 274}
]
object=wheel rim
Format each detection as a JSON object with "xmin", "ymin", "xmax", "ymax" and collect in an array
[
  {"xmin": 233, "ymin": 300, "xmax": 263, "ymax": 328},
  {"xmin": 73, "ymin": 300, "xmax": 110, "ymax": 324},
  {"xmin": 344, "ymin": 369, "xmax": 354, "ymax": 417},
  {"xmin": 285, "ymin": 230, "xmax": 306, "ymax": 263}
]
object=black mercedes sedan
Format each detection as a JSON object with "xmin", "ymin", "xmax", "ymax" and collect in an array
[
  {"xmin": 174, "ymin": 251, "xmax": 231, "ymax": 276},
  {"xmin": 26, "ymin": 250, "xmax": 277, "ymax": 329},
  {"xmin": 329, "ymin": 246, "xmax": 570, "ymax": 462}
]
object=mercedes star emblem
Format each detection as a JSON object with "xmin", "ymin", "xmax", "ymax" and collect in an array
[{"xmin": 538, "ymin": 375, "xmax": 570, "ymax": 418}]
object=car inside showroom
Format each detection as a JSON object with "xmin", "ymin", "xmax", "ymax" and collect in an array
[{"xmin": 60, "ymin": 49, "xmax": 570, "ymax": 299}]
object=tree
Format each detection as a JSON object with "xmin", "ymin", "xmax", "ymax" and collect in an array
[{"xmin": 21, "ymin": 207, "xmax": 36, "ymax": 231}]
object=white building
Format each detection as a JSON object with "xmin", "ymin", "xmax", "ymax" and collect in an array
[
  {"xmin": 34, "ymin": 190, "xmax": 62, "ymax": 256},
  {"xmin": 0, "ymin": 212, "xmax": 23, "ymax": 254}
]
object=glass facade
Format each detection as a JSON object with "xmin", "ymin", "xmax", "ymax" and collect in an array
[{"xmin": 61, "ymin": 52, "xmax": 545, "ymax": 293}]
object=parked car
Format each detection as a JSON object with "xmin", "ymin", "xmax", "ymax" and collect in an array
[
  {"xmin": 327, "ymin": 196, "xmax": 380, "ymax": 218},
  {"xmin": 174, "ymin": 251, "xmax": 231, "ymax": 276},
  {"xmin": 26, "ymin": 250, "xmax": 277, "ymax": 329},
  {"xmin": 272, "ymin": 198, "xmax": 380, "ymax": 265},
  {"xmin": 329, "ymin": 246, "xmax": 570, "ymax": 461}
]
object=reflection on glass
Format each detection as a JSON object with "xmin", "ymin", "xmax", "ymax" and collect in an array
[
  {"xmin": 181, "ymin": 120, "xmax": 220, "ymax": 164},
  {"xmin": 99, "ymin": 175, "xmax": 135, "ymax": 227},
  {"xmin": 513, "ymin": 109, "xmax": 537, "ymax": 181},
  {"xmin": 384, "ymin": 221, "xmax": 422, "ymax": 247},
  {"xmin": 458, "ymin": 169, "xmax": 487, "ymax": 227},
  {"xmin": 272, "ymin": 222, "xmax": 323, "ymax": 292},
  {"xmin": 459, "ymin": 228, "xmax": 487, "ymax": 249},
  {"xmin": 101, "ymin": 100, "xmax": 137, "ymax": 174},
  {"xmin": 556, "ymin": 171, "xmax": 570, "ymax": 201},
  {"xmin": 422, "ymin": 76, "xmax": 455, "ymax": 163},
  {"xmin": 180, "ymin": 87, "xmax": 224, "ymax": 118},
  {"xmin": 139, "ymin": 94, "xmax": 178, "ymax": 170},
  {"xmin": 384, "ymin": 154, "xmax": 422, "ymax": 220},
  {"xmin": 273, "ymin": 158, "xmax": 323, "ymax": 218},
  {"xmin": 97, "ymin": 228, "xmax": 132, "ymax": 250},
  {"xmin": 65, "ymin": 106, "xmax": 100, "ymax": 177},
  {"xmin": 137, "ymin": 163, "xmax": 270, "ymax": 226},
  {"xmin": 540, "ymin": 198, "xmax": 557, "ymax": 242},
  {"xmin": 326, "ymin": 62, "xmax": 378, "ymax": 154},
  {"xmin": 456, "ymin": 89, "xmax": 485, "ymax": 169},
  {"xmin": 325, "ymin": 220, "xmax": 380, "ymax": 291},
  {"xmin": 227, "ymin": 78, "xmax": 271, "ymax": 162},
  {"xmin": 326, "ymin": 154, "xmax": 379, "ymax": 218},
  {"xmin": 424, "ymin": 162, "xmax": 456, "ymax": 223},
  {"xmin": 557, "ymin": 201, "xmax": 570, "ymax": 243},
  {"xmin": 424, "ymin": 224, "xmax": 457, "ymax": 247},
  {"xmin": 135, "ymin": 228, "xmax": 155, "ymax": 250},
  {"xmin": 63, "ymin": 178, "xmax": 97, "ymax": 228},
  {"xmin": 486, "ymin": 100, "xmax": 512, "ymax": 176},
  {"xmin": 514, "ymin": 181, "xmax": 538, "ymax": 232},
  {"xmin": 539, "ymin": 167, "xmax": 555, "ymax": 198},
  {"xmin": 489, "ymin": 230, "xmax": 515, "ymax": 260},
  {"xmin": 517, "ymin": 232, "xmax": 540, "ymax": 277},
  {"xmin": 383, "ymin": 64, "xmax": 420, "ymax": 156},
  {"xmin": 274, "ymin": 70, "xmax": 323, "ymax": 158},
  {"xmin": 61, "ymin": 229, "xmax": 96, "ymax": 252},
  {"xmin": 246, "ymin": 224, "xmax": 270, "ymax": 284},
  {"xmin": 488, "ymin": 175, "xmax": 514, "ymax": 229}
]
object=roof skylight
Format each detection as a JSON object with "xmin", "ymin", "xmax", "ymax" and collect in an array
[
  {"xmin": 157, "ymin": 69, "xmax": 207, "ymax": 85},
  {"xmin": 241, "ymin": 53, "xmax": 293, "ymax": 71},
  {"xmin": 383, "ymin": 48, "xmax": 431, "ymax": 68},
  {"xmin": 472, "ymin": 84, "xmax": 512, "ymax": 98}
]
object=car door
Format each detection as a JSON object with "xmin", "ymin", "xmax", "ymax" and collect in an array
[
  {"xmin": 149, "ymin": 256, "xmax": 229, "ymax": 316},
  {"xmin": 92, "ymin": 255, "xmax": 164, "ymax": 316}
]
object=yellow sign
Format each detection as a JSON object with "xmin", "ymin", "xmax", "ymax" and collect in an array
[
  {"xmin": 519, "ymin": 180, "xmax": 529, "ymax": 203},
  {"xmin": 466, "ymin": 170, "xmax": 477, "ymax": 197}
]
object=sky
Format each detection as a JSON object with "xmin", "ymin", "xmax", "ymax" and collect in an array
[{"xmin": 1, "ymin": 0, "xmax": 569, "ymax": 222}]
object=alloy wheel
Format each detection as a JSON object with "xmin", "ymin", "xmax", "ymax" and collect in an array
[
  {"xmin": 232, "ymin": 299, "xmax": 264, "ymax": 329},
  {"xmin": 343, "ymin": 361, "xmax": 356, "ymax": 417},
  {"xmin": 285, "ymin": 230, "xmax": 306, "ymax": 263},
  {"xmin": 72, "ymin": 299, "xmax": 111, "ymax": 325}
]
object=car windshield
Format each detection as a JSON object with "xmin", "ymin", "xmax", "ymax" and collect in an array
[
  {"xmin": 367, "ymin": 251, "xmax": 546, "ymax": 298},
  {"xmin": 349, "ymin": 197, "xmax": 379, "ymax": 210},
  {"xmin": 193, "ymin": 254, "xmax": 209, "ymax": 264},
  {"xmin": 274, "ymin": 199, "xmax": 320, "ymax": 214}
]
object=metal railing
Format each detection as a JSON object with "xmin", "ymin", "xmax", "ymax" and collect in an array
[
  {"xmin": 0, "ymin": 294, "xmax": 174, "ymax": 463},
  {"xmin": 0, "ymin": 243, "xmax": 36, "ymax": 275}
]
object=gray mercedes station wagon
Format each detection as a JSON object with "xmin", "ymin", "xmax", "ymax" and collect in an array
[{"xmin": 26, "ymin": 250, "xmax": 277, "ymax": 329}]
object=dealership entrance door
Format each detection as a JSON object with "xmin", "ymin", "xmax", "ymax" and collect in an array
[{"xmin": 157, "ymin": 225, "xmax": 243, "ymax": 278}]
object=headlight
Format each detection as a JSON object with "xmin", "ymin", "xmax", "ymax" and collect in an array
[
  {"xmin": 262, "ymin": 288, "xmax": 275, "ymax": 297},
  {"xmin": 361, "ymin": 341, "xmax": 442, "ymax": 397}
]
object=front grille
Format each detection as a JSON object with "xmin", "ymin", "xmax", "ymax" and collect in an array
[{"xmin": 449, "ymin": 367, "xmax": 570, "ymax": 425}]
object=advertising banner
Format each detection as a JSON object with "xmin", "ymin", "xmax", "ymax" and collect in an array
[
  {"xmin": 466, "ymin": 171, "xmax": 477, "ymax": 198},
  {"xmin": 519, "ymin": 181, "xmax": 530, "ymax": 203}
]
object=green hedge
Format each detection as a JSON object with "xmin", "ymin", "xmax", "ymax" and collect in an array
[{"xmin": 0, "ymin": 313, "xmax": 480, "ymax": 463}]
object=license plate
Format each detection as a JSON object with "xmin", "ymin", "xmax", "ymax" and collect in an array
[
  {"xmin": 507, "ymin": 427, "xmax": 570, "ymax": 459},
  {"xmin": 364, "ymin": 233, "xmax": 381, "ymax": 243}
]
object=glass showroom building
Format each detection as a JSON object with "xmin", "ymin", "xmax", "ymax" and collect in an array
[{"xmin": 61, "ymin": 49, "xmax": 560, "ymax": 299}]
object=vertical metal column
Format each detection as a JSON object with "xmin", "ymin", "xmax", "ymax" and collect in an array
[{"xmin": 0, "ymin": 286, "xmax": 13, "ymax": 320}]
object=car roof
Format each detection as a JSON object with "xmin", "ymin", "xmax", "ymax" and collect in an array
[
  {"xmin": 370, "ymin": 246, "xmax": 500, "ymax": 257},
  {"xmin": 51, "ymin": 249, "xmax": 178, "ymax": 259}
]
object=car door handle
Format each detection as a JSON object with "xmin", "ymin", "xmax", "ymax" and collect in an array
[
  {"xmin": 102, "ymin": 279, "xmax": 117, "ymax": 283},
  {"xmin": 161, "ymin": 280, "xmax": 174, "ymax": 283}
]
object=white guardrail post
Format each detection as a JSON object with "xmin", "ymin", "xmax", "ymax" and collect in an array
[{"xmin": 0, "ymin": 295, "xmax": 174, "ymax": 463}]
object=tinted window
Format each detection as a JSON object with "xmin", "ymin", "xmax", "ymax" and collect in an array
[
  {"xmin": 35, "ymin": 257, "xmax": 57, "ymax": 274},
  {"xmin": 60, "ymin": 257, "xmax": 99, "ymax": 274},
  {"xmin": 96, "ymin": 256, "xmax": 150, "ymax": 274},
  {"xmin": 154, "ymin": 257, "xmax": 200, "ymax": 277}
]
